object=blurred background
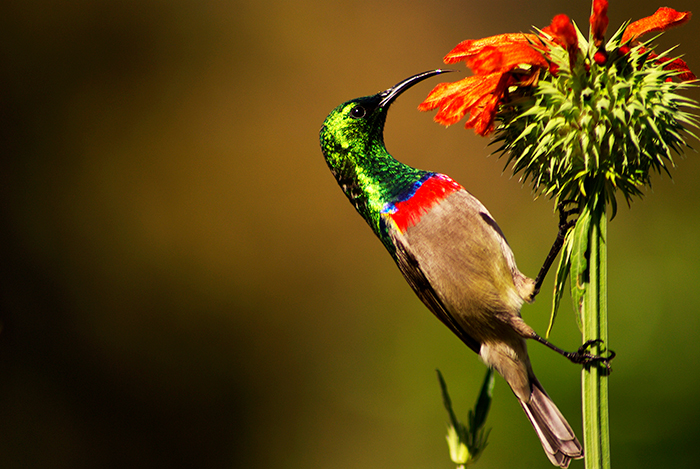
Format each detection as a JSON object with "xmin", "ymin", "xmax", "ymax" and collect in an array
[{"xmin": 1, "ymin": 0, "xmax": 698, "ymax": 468}]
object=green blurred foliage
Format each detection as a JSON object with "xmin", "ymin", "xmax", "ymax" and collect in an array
[{"xmin": 0, "ymin": 1, "xmax": 698, "ymax": 468}]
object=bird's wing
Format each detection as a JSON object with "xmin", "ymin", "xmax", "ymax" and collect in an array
[{"xmin": 391, "ymin": 233, "xmax": 481, "ymax": 354}]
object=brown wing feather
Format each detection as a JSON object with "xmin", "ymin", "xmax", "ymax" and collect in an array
[{"xmin": 392, "ymin": 240, "xmax": 481, "ymax": 353}]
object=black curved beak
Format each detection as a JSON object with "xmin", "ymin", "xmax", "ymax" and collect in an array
[{"xmin": 378, "ymin": 69, "xmax": 455, "ymax": 108}]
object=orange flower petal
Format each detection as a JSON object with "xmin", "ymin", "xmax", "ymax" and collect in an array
[
  {"xmin": 654, "ymin": 55, "xmax": 697, "ymax": 82},
  {"xmin": 467, "ymin": 43, "xmax": 548, "ymax": 75},
  {"xmin": 546, "ymin": 14, "xmax": 578, "ymax": 48},
  {"xmin": 542, "ymin": 14, "xmax": 579, "ymax": 70},
  {"xmin": 419, "ymin": 73, "xmax": 505, "ymax": 127},
  {"xmin": 464, "ymin": 94, "xmax": 500, "ymax": 136},
  {"xmin": 590, "ymin": 0, "xmax": 609, "ymax": 45},
  {"xmin": 433, "ymin": 76, "xmax": 498, "ymax": 125},
  {"xmin": 667, "ymin": 58, "xmax": 697, "ymax": 82},
  {"xmin": 434, "ymin": 95, "xmax": 473, "ymax": 126},
  {"xmin": 418, "ymin": 79, "xmax": 473, "ymax": 112},
  {"xmin": 622, "ymin": 7, "xmax": 692, "ymax": 43},
  {"xmin": 443, "ymin": 33, "xmax": 538, "ymax": 64}
]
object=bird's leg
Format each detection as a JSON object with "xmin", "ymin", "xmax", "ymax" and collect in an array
[
  {"xmin": 532, "ymin": 335, "xmax": 616, "ymax": 373},
  {"xmin": 531, "ymin": 200, "xmax": 579, "ymax": 298}
]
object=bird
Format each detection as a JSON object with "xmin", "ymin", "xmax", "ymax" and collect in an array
[{"xmin": 319, "ymin": 69, "xmax": 586, "ymax": 467}]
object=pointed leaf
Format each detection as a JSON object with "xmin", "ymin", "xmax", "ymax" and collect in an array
[
  {"xmin": 570, "ymin": 204, "xmax": 592, "ymax": 330},
  {"xmin": 547, "ymin": 229, "xmax": 574, "ymax": 338}
]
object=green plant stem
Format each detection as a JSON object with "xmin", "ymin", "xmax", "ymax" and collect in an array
[{"xmin": 582, "ymin": 199, "xmax": 610, "ymax": 469}]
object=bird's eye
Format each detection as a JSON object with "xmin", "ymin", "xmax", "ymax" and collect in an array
[{"xmin": 350, "ymin": 106, "xmax": 366, "ymax": 119}]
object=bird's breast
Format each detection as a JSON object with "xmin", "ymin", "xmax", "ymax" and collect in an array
[{"xmin": 381, "ymin": 173, "xmax": 462, "ymax": 233}]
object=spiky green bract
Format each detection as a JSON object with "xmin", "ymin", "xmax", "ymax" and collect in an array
[
  {"xmin": 494, "ymin": 22, "xmax": 699, "ymax": 217},
  {"xmin": 320, "ymin": 97, "xmax": 428, "ymax": 254}
]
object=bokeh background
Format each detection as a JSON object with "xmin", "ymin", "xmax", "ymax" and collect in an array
[{"xmin": 1, "ymin": 1, "xmax": 699, "ymax": 468}]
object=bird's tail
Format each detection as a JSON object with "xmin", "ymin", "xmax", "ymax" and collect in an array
[{"xmin": 519, "ymin": 378, "xmax": 583, "ymax": 468}]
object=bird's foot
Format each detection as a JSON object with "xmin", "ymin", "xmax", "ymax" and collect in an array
[
  {"xmin": 564, "ymin": 339, "xmax": 616, "ymax": 373},
  {"xmin": 530, "ymin": 200, "xmax": 581, "ymax": 299},
  {"xmin": 532, "ymin": 334, "xmax": 616, "ymax": 373},
  {"xmin": 556, "ymin": 199, "xmax": 579, "ymax": 235}
]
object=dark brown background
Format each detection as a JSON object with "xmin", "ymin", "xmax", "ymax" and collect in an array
[{"xmin": 1, "ymin": 1, "xmax": 699, "ymax": 467}]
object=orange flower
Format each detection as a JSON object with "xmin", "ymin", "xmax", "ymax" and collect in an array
[
  {"xmin": 544, "ymin": 14, "xmax": 578, "ymax": 51},
  {"xmin": 622, "ymin": 7, "xmax": 691, "ymax": 43},
  {"xmin": 542, "ymin": 14, "xmax": 579, "ymax": 70},
  {"xmin": 590, "ymin": 0, "xmax": 609, "ymax": 46},
  {"xmin": 418, "ymin": 72, "xmax": 510, "ymax": 135},
  {"xmin": 622, "ymin": 7, "xmax": 695, "ymax": 81},
  {"xmin": 418, "ymin": 34, "xmax": 547, "ymax": 135},
  {"xmin": 650, "ymin": 55, "xmax": 696, "ymax": 82}
]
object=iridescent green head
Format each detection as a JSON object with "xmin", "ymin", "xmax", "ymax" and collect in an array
[
  {"xmin": 320, "ymin": 93, "xmax": 387, "ymax": 184},
  {"xmin": 320, "ymin": 70, "xmax": 450, "ymax": 182},
  {"xmin": 319, "ymin": 70, "xmax": 451, "ymax": 240}
]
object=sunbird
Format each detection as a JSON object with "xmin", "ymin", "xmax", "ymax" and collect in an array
[{"xmin": 319, "ymin": 70, "xmax": 612, "ymax": 467}]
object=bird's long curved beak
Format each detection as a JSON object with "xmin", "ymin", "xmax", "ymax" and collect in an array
[{"xmin": 378, "ymin": 69, "xmax": 455, "ymax": 109}]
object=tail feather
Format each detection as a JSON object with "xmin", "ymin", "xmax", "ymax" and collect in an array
[{"xmin": 520, "ymin": 379, "xmax": 583, "ymax": 468}]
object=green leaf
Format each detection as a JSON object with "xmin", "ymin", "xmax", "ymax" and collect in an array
[
  {"xmin": 570, "ymin": 204, "xmax": 592, "ymax": 330},
  {"xmin": 437, "ymin": 369, "xmax": 494, "ymax": 467},
  {"xmin": 471, "ymin": 368, "xmax": 495, "ymax": 431},
  {"xmin": 547, "ymin": 229, "xmax": 574, "ymax": 338}
]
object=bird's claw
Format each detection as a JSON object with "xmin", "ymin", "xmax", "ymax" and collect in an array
[
  {"xmin": 566, "ymin": 339, "xmax": 616, "ymax": 373},
  {"xmin": 557, "ymin": 199, "xmax": 579, "ymax": 234},
  {"xmin": 531, "ymin": 200, "xmax": 582, "ymax": 299}
]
